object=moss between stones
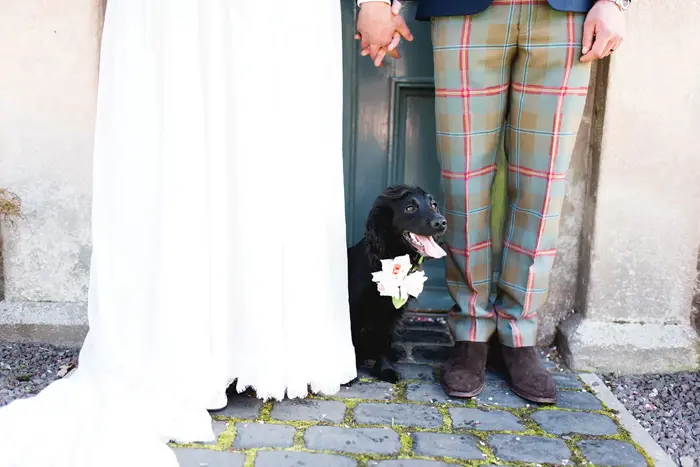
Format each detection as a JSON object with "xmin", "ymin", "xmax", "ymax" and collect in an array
[
  {"xmin": 259, "ymin": 400, "xmax": 273, "ymax": 422},
  {"xmin": 242, "ymin": 450, "xmax": 256, "ymax": 467},
  {"xmin": 398, "ymin": 431, "xmax": 413, "ymax": 457},
  {"xmin": 216, "ymin": 421, "xmax": 237, "ymax": 450},
  {"xmin": 342, "ymin": 399, "xmax": 361, "ymax": 425},
  {"xmin": 171, "ymin": 372, "xmax": 654, "ymax": 467},
  {"xmin": 436, "ymin": 405, "xmax": 452, "ymax": 432}
]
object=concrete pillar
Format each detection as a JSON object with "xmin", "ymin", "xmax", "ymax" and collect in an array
[
  {"xmin": 0, "ymin": 0, "xmax": 103, "ymax": 345},
  {"xmin": 559, "ymin": 0, "xmax": 700, "ymax": 373}
]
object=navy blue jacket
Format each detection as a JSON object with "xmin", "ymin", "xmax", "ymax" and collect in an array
[{"xmin": 416, "ymin": 0, "xmax": 594, "ymax": 21}]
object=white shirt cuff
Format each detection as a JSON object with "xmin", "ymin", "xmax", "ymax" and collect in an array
[{"xmin": 358, "ymin": 0, "xmax": 391, "ymax": 5}]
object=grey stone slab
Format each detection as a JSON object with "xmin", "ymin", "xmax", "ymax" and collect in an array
[
  {"xmin": 354, "ymin": 402, "xmax": 443, "ymax": 429},
  {"xmin": 411, "ymin": 432, "xmax": 484, "ymax": 461},
  {"xmin": 209, "ymin": 392, "xmax": 263, "ymax": 419},
  {"xmin": 488, "ymin": 435, "xmax": 572, "ymax": 464},
  {"xmin": 356, "ymin": 366, "xmax": 375, "ymax": 379},
  {"xmin": 558, "ymin": 316, "xmax": 699, "ymax": 375},
  {"xmin": 394, "ymin": 328, "xmax": 452, "ymax": 344},
  {"xmin": 395, "ymin": 363, "xmax": 437, "ymax": 382},
  {"xmin": 412, "ymin": 345, "xmax": 451, "ymax": 363},
  {"xmin": 484, "ymin": 371, "xmax": 508, "ymax": 385},
  {"xmin": 370, "ymin": 461, "xmax": 460, "ymax": 467},
  {"xmin": 531, "ymin": 410, "xmax": 618, "ymax": 436},
  {"xmin": 402, "ymin": 317, "xmax": 449, "ymax": 332},
  {"xmin": 173, "ymin": 448, "xmax": 245, "ymax": 467},
  {"xmin": 476, "ymin": 383, "xmax": 533, "ymax": 409},
  {"xmin": 190, "ymin": 420, "xmax": 228, "ymax": 446},
  {"xmin": 337, "ymin": 382, "xmax": 395, "ymax": 400},
  {"xmin": 392, "ymin": 344, "xmax": 408, "ymax": 362},
  {"xmin": 552, "ymin": 372, "xmax": 583, "ymax": 389},
  {"xmin": 270, "ymin": 399, "xmax": 346, "ymax": 423},
  {"xmin": 305, "ymin": 426, "xmax": 401, "ymax": 455},
  {"xmin": 449, "ymin": 408, "xmax": 525, "ymax": 431},
  {"xmin": 233, "ymin": 422, "xmax": 295, "ymax": 449},
  {"xmin": 405, "ymin": 383, "xmax": 466, "ymax": 404},
  {"xmin": 578, "ymin": 440, "xmax": 649, "ymax": 467},
  {"xmin": 542, "ymin": 359, "xmax": 558, "ymax": 369},
  {"xmin": 556, "ymin": 390, "xmax": 603, "ymax": 410},
  {"xmin": 255, "ymin": 451, "xmax": 357, "ymax": 467}
]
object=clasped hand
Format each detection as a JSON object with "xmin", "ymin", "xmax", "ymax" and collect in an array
[{"xmin": 355, "ymin": 1, "xmax": 413, "ymax": 67}]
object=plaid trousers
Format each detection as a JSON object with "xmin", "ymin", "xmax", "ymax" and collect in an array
[{"xmin": 432, "ymin": 0, "xmax": 591, "ymax": 347}]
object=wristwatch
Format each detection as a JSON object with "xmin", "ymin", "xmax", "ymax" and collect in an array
[{"xmin": 600, "ymin": 0, "xmax": 631, "ymax": 11}]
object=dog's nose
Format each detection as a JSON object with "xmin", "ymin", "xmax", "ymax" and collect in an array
[{"xmin": 431, "ymin": 218, "xmax": 447, "ymax": 230}]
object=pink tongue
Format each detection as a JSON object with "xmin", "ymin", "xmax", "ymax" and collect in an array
[{"xmin": 414, "ymin": 235, "xmax": 447, "ymax": 259}]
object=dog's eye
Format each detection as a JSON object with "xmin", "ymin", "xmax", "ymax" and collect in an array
[
  {"xmin": 432, "ymin": 202, "xmax": 439, "ymax": 211},
  {"xmin": 405, "ymin": 205, "xmax": 415, "ymax": 212}
]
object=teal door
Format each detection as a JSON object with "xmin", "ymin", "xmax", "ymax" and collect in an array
[{"xmin": 341, "ymin": 0, "xmax": 454, "ymax": 312}]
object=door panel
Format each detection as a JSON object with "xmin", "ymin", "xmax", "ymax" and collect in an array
[{"xmin": 342, "ymin": 0, "xmax": 455, "ymax": 312}]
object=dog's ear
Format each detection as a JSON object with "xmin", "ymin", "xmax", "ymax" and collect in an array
[{"xmin": 364, "ymin": 200, "xmax": 391, "ymax": 268}]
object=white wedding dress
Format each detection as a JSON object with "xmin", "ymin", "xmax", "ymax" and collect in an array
[{"xmin": 0, "ymin": 1, "xmax": 356, "ymax": 466}]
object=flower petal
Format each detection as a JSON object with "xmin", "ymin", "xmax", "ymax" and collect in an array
[{"xmin": 403, "ymin": 270, "xmax": 428, "ymax": 298}]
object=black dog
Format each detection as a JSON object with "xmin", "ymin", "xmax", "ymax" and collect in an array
[{"xmin": 347, "ymin": 185, "xmax": 447, "ymax": 382}]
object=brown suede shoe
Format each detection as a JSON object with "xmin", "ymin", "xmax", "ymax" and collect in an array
[
  {"xmin": 486, "ymin": 334, "xmax": 507, "ymax": 374},
  {"xmin": 501, "ymin": 346, "xmax": 556, "ymax": 404},
  {"xmin": 441, "ymin": 342, "xmax": 488, "ymax": 398}
]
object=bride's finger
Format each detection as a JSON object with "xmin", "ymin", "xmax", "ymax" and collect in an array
[{"xmin": 392, "ymin": 0, "xmax": 403, "ymax": 15}]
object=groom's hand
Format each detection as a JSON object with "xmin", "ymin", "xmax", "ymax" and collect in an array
[
  {"xmin": 356, "ymin": 1, "xmax": 413, "ymax": 67},
  {"xmin": 580, "ymin": 0, "xmax": 626, "ymax": 62}
]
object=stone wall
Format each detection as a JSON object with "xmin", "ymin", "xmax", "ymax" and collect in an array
[
  {"xmin": 559, "ymin": 0, "xmax": 700, "ymax": 374},
  {"xmin": 0, "ymin": 0, "xmax": 103, "ymax": 345}
]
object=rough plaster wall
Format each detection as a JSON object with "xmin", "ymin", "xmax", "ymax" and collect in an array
[
  {"xmin": 0, "ymin": 0, "xmax": 103, "ymax": 303},
  {"xmin": 579, "ymin": 0, "xmax": 700, "ymax": 328}
]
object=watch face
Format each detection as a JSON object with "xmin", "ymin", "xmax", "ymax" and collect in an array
[{"xmin": 620, "ymin": 0, "xmax": 631, "ymax": 8}]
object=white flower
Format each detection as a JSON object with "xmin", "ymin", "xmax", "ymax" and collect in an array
[
  {"xmin": 372, "ymin": 255, "xmax": 428, "ymax": 309},
  {"xmin": 372, "ymin": 255, "xmax": 411, "ymax": 297},
  {"xmin": 403, "ymin": 270, "xmax": 427, "ymax": 298},
  {"xmin": 373, "ymin": 273, "xmax": 400, "ymax": 298},
  {"xmin": 379, "ymin": 254, "xmax": 412, "ymax": 281}
]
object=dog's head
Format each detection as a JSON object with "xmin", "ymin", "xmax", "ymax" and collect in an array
[{"xmin": 364, "ymin": 185, "xmax": 448, "ymax": 266}]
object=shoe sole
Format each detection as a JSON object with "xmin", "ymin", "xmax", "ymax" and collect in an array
[
  {"xmin": 509, "ymin": 385, "xmax": 556, "ymax": 404},
  {"xmin": 441, "ymin": 380, "xmax": 485, "ymax": 399}
]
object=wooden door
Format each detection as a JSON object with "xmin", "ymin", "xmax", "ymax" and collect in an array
[{"xmin": 341, "ymin": 0, "xmax": 455, "ymax": 311}]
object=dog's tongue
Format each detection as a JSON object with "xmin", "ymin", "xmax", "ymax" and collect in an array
[{"xmin": 414, "ymin": 235, "xmax": 447, "ymax": 259}]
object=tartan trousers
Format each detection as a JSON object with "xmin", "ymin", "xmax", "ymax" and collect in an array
[{"xmin": 432, "ymin": 0, "xmax": 591, "ymax": 347}]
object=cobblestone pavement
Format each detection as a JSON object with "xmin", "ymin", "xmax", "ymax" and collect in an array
[{"xmin": 172, "ymin": 357, "xmax": 652, "ymax": 466}]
